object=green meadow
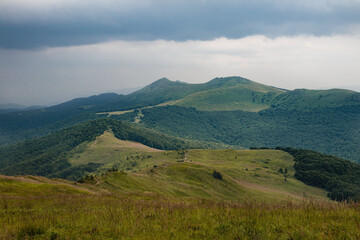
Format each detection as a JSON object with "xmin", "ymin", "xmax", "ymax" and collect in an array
[
  {"xmin": 1, "ymin": 131, "xmax": 359, "ymax": 239},
  {"xmin": 0, "ymin": 177, "xmax": 359, "ymax": 240},
  {"xmin": 68, "ymin": 132, "xmax": 326, "ymax": 201}
]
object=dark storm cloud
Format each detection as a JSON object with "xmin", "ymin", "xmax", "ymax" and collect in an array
[{"xmin": 1, "ymin": 0, "xmax": 360, "ymax": 49}]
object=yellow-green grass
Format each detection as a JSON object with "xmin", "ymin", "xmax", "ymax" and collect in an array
[
  {"xmin": 68, "ymin": 131, "xmax": 163, "ymax": 168},
  {"xmin": 95, "ymin": 82, "xmax": 285, "ymax": 115},
  {"xmin": 0, "ymin": 175, "xmax": 93, "ymax": 198},
  {"xmin": 0, "ymin": 184, "xmax": 359, "ymax": 239},
  {"xmin": 68, "ymin": 132, "xmax": 327, "ymax": 202},
  {"xmin": 0, "ymin": 164, "xmax": 357, "ymax": 239},
  {"xmin": 97, "ymin": 152, "xmax": 327, "ymax": 202},
  {"xmin": 186, "ymin": 149, "xmax": 327, "ymax": 200},
  {"xmin": 173, "ymin": 84, "xmax": 284, "ymax": 112}
]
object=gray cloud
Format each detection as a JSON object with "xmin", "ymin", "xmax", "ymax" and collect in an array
[
  {"xmin": 1, "ymin": 0, "xmax": 360, "ymax": 49},
  {"xmin": 1, "ymin": 35, "xmax": 360, "ymax": 105}
]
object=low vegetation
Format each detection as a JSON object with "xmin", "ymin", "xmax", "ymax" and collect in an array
[{"xmin": 0, "ymin": 176, "xmax": 359, "ymax": 239}]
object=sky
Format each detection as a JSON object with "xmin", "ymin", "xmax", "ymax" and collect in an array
[{"xmin": 1, "ymin": 0, "xmax": 360, "ymax": 106}]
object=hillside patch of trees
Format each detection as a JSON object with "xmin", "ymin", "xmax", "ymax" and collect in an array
[{"xmin": 277, "ymin": 147, "xmax": 360, "ymax": 201}]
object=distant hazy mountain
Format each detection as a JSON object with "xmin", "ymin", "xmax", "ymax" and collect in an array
[
  {"xmin": 115, "ymin": 86, "xmax": 143, "ymax": 95},
  {"xmin": 0, "ymin": 104, "xmax": 46, "ymax": 115},
  {"xmin": 0, "ymin": 103, "xmax": 26, "ymax": 109}
]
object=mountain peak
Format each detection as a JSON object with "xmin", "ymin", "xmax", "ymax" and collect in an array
[
  {"xmin": 144, "ymin": 77, "xmax": 189, "ymax": 91},
  {"xmin": 153, "ymin": 77, "xmax": 172, "ymax": 84},
  {"xmin": 147, "ymin": 77, "xmax": 172, "ymax": 87},
  {"xmin": 206, "ymin": 76, "xmax": 252, "ymax": 87}
]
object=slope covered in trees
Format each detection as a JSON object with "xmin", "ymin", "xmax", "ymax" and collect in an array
[
  {"xmin": 0, "ymin": 118, "xmax": 220, "ymax": 180},
  {"xmin": 276, "ymin": 147, "xmax": 360, "ymax": 201},
  {"xmin": 128, "ymin": 105, "xmax": 360, "ymax": 162},
  {"xmin": 1, "ymin": 76, "xmax": 360, "ymax": 163}
]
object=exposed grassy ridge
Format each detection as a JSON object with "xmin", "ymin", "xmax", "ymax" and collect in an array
[
  {"xmin": 0, "ymin": 177, "xmax": 359, "ymax": 239},
  {"xmin": 73, "ymin": 146, "xmax": 327, "ymax": 202},
  {"xmin": 69, "ymin": 131, "xmax": 162, "ymax": 167},
  {"xmin": 0, "ymin": 119, "xmax": 233, "ymax": 180},
  {"xmin": 65, "ymin": 132, "xmax": 327, "ymax": 201},
  {"xmin": 67, "ymin": 132, "xmax": 326, "ymax": 201},
  {"xmin": 174, "ymin": 82, "xmax": 284, "ymax": 112}
]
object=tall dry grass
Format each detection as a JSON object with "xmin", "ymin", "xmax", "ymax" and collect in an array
[{"xmin": 1, "ymin": 192, "xmax": 359, "ymax": 239}]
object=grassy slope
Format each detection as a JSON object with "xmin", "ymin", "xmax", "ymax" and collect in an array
[
  {"xmin": 0, "ymin": 139, "xmax": 357, "ymax": 239},
  {"xmin": 0, "ymin": 175, "xmax": 92, "ymax": 197},
  {"xmin": 0, "ymin": 164, "xmax": 358, "ymax": 239},
  {"xmin": 68, "ymin": 130, "xmax": 163, "ymax": 169},
  {"xmin": 67, "ymin": 132, "xmax": 326, "ymax": 202},
  {"xmin": 99, "ymin": 150, "xmax": 326, "ymax": 202},
  {"xmin": 1, "ymin": 178, "xmax": 358, "ymax": 240},
  {"xmin": 174, "ymin": 81, "xmax": 284, "ymax": 112},
  {"xmin": 100, "ymin": 77, "xmax": 285, "ymax": 113}
]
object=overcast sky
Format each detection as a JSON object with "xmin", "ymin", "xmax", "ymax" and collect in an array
[{"xmin": 1, "ymin": 0, "xmax": 360, "ymax": 106}]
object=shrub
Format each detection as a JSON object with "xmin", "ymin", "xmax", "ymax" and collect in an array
[{"xmin": 213, "ymin": 170, "xmax": 223, "ymax": 180}]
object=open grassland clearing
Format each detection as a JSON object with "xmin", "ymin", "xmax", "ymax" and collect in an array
[
  {"xmin": 95, "ymin": 149, "xmax": 327, "ymax": 201},
  {"xmin": 173, "ymin": 84, "xmax": 284, "ymax": 112},
  {"xmin": 0, "ymin": 152, "xmax": 357, "ymax": 240},
  {"xmin": 186, "ymin": 149, "xmax": 326, "ymax": 200},
  {"xmin": 68, "ymin": 135, "xmax": 327, "ymax": 201},
  {"xmin": 0, "ymin": 182, "xmax": 359, "ymax": 240},
  {"xmin": 68, "ymin": 131, "xmax": 162, "ymax": 166}
]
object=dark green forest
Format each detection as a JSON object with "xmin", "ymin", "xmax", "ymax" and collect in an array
[
  {"xmin": 1, "ymin": 77, "xmax": 360, "ymax": 165},
  {"xmin": 117, "ymin": 105, "xmax": 360, "ymax": 162},
  {"xmin": 0, "ymin": 93, "xmax": 119, "ymax": 146},
  {"xmin": 276, "ymin": 147, "xmax": 360, "ymax": 201},
  {"xmin": 0, "ymin": 119, "xmax": 217, "ymax": 180}
]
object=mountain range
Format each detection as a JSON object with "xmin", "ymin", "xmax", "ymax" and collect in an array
[
  {"xmin": 1, "ymin": 76, "xmax": 360, "ymax": 203},
  {"xmin": 1, "ymin": 76, "xmax": 359, "ymax": 162}
]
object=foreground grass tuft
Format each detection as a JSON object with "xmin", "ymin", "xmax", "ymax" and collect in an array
[{"xmin": 1, "ymin": 191, "xmax": 359, "ymax": 239}]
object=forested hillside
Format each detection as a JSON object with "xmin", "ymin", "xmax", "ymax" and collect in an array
[
  {"xmin": 276, "ymin": 147, "xmax": 360, "ymax": 201},
  {"xmin": 1, "ymin": 76, "xmax": 360, "ymax": 163},
  {"xmin": 0, "ymin": 93, "xmax": 119, "ymax": 145},
  {"xmin": 119, "ymin": 104, "xmax": 360, "ymax": 162},
  {"xmin": 0, "ymin": 118, "xmax": 219, "ymax": 180}
]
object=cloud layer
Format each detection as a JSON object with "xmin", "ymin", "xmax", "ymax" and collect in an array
[
  {"xmin": 1, "ymin": 34, "xmax": 360, "ymax": 105},
  {"xmin": 1, "ymin": 0, "xmax": 360, "ymax": 49}
]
